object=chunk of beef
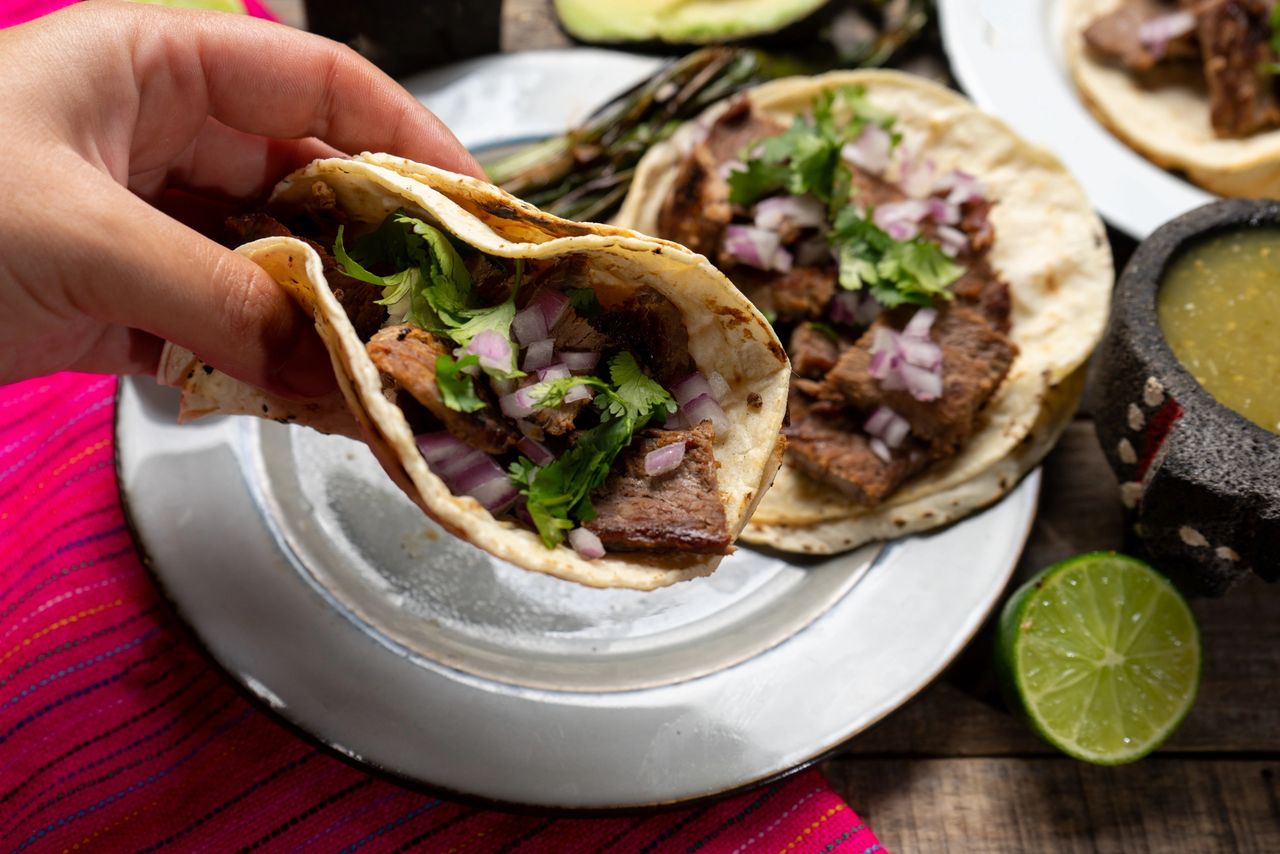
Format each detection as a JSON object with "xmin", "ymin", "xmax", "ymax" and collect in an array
[
  {"xmin": 656, "ymin": 98, "xmax": 785, "ymax": 259},
  {"xmin": 1083, "ymin": 0, "xmax": 1200, "ymax": 71},
  {"xmin": 822, "ymin": 306, "xmax": 1017, "ymax": 457},
  {"xmin": 789, "ymin": 324, "xmax": 841, "ymax": 378},
  {"xmin": 594, "ymin": 287, "xmax": 693, "ymax": 385},
  {"xmin": 949, "ymin": 258, "xmax": 1013, "ymax": 332},
  {"xmin": 552, "ymin": 307, "xmax": 610, "ymax": 352},
  {"xmin": 366, "ymin": 324, "xmax": 518, "ymax": 455},
  {"xmin": 735, "ymin": 265, "xmax": 838, "ymax": 323},
  {"xmin": 1198, "ymin": 0, "xmax": 1280, "ymax": 137},
  {"xmin": 517, "ymin": 374, "xmax": 591, "ymax": 437},
  {"xmin": 226, "ymin": 213, "xmax": 387, "ymax": 340},
  {"xmin": 784, "ymin": 386, "xmax": 929, "ymax": 506},
  {"xmin": 468, "ymin": 253, "xmax": 516, "ymax": 306},
  {"xmin": 585, "ymin": 421, "xmax": 730, "ymax": 554}
]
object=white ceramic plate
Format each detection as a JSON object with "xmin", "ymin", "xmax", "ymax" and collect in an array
[
  {"xmin": 117, "ymin": 50, "xmax": 1040, "ymax": 809},
  {"xmin": 938, "ymin": 0, "xmax": 1214, "ymax": 238}
]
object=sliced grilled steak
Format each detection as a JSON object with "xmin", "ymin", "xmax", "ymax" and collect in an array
[
  {"xmin": 585, "ymin": 421, "xmax": 730, "ymax": 554},
  {"xmin": 822, "ymin": 306, "xmax": 1017, "ymax": 457},
  {"xmin": 595, "ymin": 287, "xmax": 693, "ymax": 385},
  {"xmin": 469, "ymin": 253, "xmax": 516, "ymax": 306},
  {"xmin": 950, "ymin": 258, "xmax": 1013, "ymax": 332},
  {"xmin": 226, "ymin": 213, "xmax": 388, "ymax": 341},
  {"xmin": 1198, "ymin": 0, "xmax": 1280, "ymax": 137},
  {"xmin": 784, "ymin": 387, "xmax": 929, "ymax": 505},
  {"xmin": 789, "ymin": 323, "xmax": 841, "ymax": 378},
  {"xmin": 1083, "ymin": 0, "xmax": 1200, "ymax": 71},
  {"xmin": 367, "ymin": 324, "xmax": 518, "ymax": 455}
]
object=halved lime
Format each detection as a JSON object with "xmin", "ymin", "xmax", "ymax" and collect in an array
[{"xmin": 995, "ymin": 552, "xmax": 1201, "ymax": 765}]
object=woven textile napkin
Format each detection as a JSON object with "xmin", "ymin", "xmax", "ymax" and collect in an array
[{"xmin": 0, "ymin": 374, "xmax": 884, "ymax": 853}]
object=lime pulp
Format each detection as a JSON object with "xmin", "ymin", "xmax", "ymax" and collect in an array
[{"xmin": 996, "ymin": 552, "xmax": 1201, "ymax": 765}]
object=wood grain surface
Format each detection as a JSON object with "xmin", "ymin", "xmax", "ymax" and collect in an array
[{"xmin": 266, "ymin": 1, "xmax": 1280, "ymax": 849}]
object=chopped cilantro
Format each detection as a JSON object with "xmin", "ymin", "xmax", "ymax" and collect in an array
[
  {"xmin": 435, "ymin": 354, "xmax": 485, "ymax": 413},
  {"xmin": 508, "ymin": 352, "xmax": 676, "ymax": 548},
  {"xmin": 830, "ymin": 207, "xmax": 961, "ymax": 308},
  {"xmin": 565, "ymin": 287, "xmax": 601, "ymax": 319}
]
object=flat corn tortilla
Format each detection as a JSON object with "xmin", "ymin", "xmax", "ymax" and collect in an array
[
  {"xmin": 161, "ymin": 155, "xmax": 789, "ymax": 589},
  {"xmin": 616, "ymin": 70, "xmax": 1112, "ymax": 552},
  {"xmin": 1063, "ymin": 0, "xmax": 1280, "ymax": 197}
]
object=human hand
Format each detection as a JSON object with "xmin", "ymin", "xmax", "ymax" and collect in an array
[{"xmin": 0, "ymin": 1, "xmax": 483, "ymax": 397}]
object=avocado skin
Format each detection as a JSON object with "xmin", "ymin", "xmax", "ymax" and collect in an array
[{"xmin": 553, "ymin": 0, "xmax": 832, "ymax": 48}]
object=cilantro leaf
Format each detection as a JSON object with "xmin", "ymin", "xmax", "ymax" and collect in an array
[
  {"xmin": 565, "ymin": 287, "xmax": 601, "ymax": 319},
  {"xmin": 727, "ymin": 159, "xmax": 792, "ymax": 207},
  {"xmin": 530, "ymin": 375, "xmax": 610, "ymax": 409},
  {"xmin": 830, "ymin": 207, "xmax": 961, "ymax": 307},
  {"xmin": 434, "ymin": 354, "xmax": 485, "ymax": 413},
  {"xmin": 607, "ymin": 352, "xmax": 677, "ymax": 422}
]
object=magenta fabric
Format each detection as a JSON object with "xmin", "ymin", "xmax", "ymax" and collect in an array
[
  {"xmin": 0, "ymin": 0, "xmax": 278, "ymax": 29},
  {"xmin": 0, "ymin": 373, "xmax": 885, "ymax": 852}
]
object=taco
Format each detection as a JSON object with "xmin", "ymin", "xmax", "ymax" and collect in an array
[
  {"xmin": 616, "ymin": 71, "xmax": 1111, "ymax": 553},
  {"xmin": 1064, "ymin": 0, "xmax": 1280, "ymax": 197},
  {"xmin": 160, "ymin": 155, "xmax": 789, "ymax": 589}
]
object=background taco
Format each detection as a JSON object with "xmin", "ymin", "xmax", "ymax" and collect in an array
[
  {"xmin": 617, "ymin": 70, "xmax": 1112, "ymax": 553},
  {"xmin": 161, "ymin": 155, "xmax": 789, "ymax": 589}
]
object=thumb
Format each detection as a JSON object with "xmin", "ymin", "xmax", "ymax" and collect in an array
[{"xmin": 79, "ymin": 179, "xmax": 336, "ymax": 398}]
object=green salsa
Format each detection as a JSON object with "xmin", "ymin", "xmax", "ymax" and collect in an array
[{"xmin": 1158, "ymin": 228, "xmax": 1280, "ymax": 434}]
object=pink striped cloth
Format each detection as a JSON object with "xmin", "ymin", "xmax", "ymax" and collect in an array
[{"xmin": 0, "ymin": 373, "xmax": 884, "ymax": 852}]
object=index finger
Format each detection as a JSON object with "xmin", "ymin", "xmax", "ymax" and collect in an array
[{"xmin": 128, "ymin": 5, "xmax": 484, "ymax": 177}]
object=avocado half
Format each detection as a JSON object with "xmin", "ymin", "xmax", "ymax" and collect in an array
[{"xmin": 554, "ymin": 0, "xmax": 830, "ymax": 45}]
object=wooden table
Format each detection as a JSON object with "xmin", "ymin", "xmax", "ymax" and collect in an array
[{"xmin": 268, "ymin": 2, "xmax": 1280, "ymax": 849}]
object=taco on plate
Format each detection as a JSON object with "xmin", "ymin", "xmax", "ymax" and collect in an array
[
  {"xmin": 160, "ymin": 155, "xmax": 789, "ymax": 589},
  {"xmin": 616, "ymin": 70, "xmax": 1112, "ymax": 553},
  {"xmin": 1065, "ymin": 0, "xmax": 1280, "ymax": 196}
]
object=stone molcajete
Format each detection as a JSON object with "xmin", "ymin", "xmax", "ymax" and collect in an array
[{"xmin": 1093, "ymin": 199, "xmax": 1280, "ymax": 596}]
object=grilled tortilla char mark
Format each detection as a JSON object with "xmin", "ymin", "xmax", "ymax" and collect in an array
[
  {"xmin": 586, "ymin": 420, "xmax": 731, "ymax": 554},
  {"xmin": 366, "ymin": 324, "xmax": 518, "ymax": 455},
  {"xmin": 784, "ymin": 386, "xmax": 930, "ymax": 506},
  {"xmin": 820, "ymin": 306, "xmax": 1018, "ymax": 458},
  {"xmin": 1198, "ymin": 0, "xmax": 1280, "ymax": 138},
  {"xmin": 1083, "ymin": 0, "xmax": 1201, "ymax": 71},
  {"xmin": 226, "ymin": 213, "xmax": 388, "ymax": 341}
]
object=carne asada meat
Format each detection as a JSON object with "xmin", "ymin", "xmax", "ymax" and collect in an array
[
  {"xmin": 366, "ymin": 324, "xmax": 518, "ymax": 455},
  {"xmin": 789, "ymin": 324, "xmax": 842, "ymax": 378},
  {"xmin": 950, "ymin": 258, "xmax": 1013, "ymax": 332},
  {"xmin": 1083, "ymin": 0, "xmax": 1201, "ymax": 71},
  {"xmin": 734, "ymin": 265, "xmax": 839, "ymax": 323},
  {"xmin": 821, "ymin": 307, "xmax": 1018, "ymax": 457},
  {"xmin": 595, "ymin": 287, "xmax": 694, "ymax": 385},
  {"xmin": 784, "ymin": 387, "xmax": 930, "ymax": 505},
  {"xmin": 226, "ymin": 212, "xmax": 388, "ymax": 340},
  {"xmin": 586, "ymin": 420, "xmax": 731, "ymax": 553},
  {"xmin": 1197, "ymin": 0, "xmax": 1280, "ymax": 138}
]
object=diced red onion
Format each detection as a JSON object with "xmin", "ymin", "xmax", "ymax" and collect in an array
[
  {"xmin": 753, "ymin": 195, "xmax": 827, "ymax": 232},
  {"xmin": 644, "ymin": 442, "xmax": 686, "ymax": 477},
  {"xmin": 881, "ymin": 219, "xmax": 918, "ymax": 241},
  {"xmin": 900, "ymin": 362, "xmax": 943, "ymax": 401},
  {"xmin": 903, "ymin": 307, "xmax": 938, "ymax": 338},
  {"xmin": 897, "ymin": 336, "xmax": 942, "ymax": 371},
  {"xmin": 500, "ymin": 386, "xmax": 538, "ymax": 419},
  {"xmin": 772, "ymin": 246, "xmax": 793, "ymax": 273},
  {"xmin": 927, "ymin": 197, "xmax": 961, "ymax": 226},
  {"xmin": 453, "ymin": 457, "xmax": 504, "ymax": 494},
  {"xmin": 936, "ymin": 225, "xmax": 969, "ymax": 258},
  {"xmin": 562, "ymin": 382, "xmax": 593, "ymax": 404},
  {"xmin": 434, "ymin": 447, "xmax": 487, "ymax": 481},
  {"xmin": 723, "ymin": 224, "xmax": 781, "ymax": 271},
  {"xmin": 522, "ymin": 338, "xmax": 555, "ymax": 371},
  {"xmin": 936, "ymin": 170, "xmax": 985, "ymax": 206},
  {"xmin": 517, "ymin": 419, "xmax": 545, "ymax": 441},
  {"xmin": 533, "ymin": 288, "xmax": 570, "ymax": 330},
  {"xmin": 559, "ymin": 350, "xmax": 600, "ymax": 373},
  {"xmin": 683, "ymin": 392, "xmax": 729, "ymax": 436},
  {"xmin": 672, "ymin": 372, "xmax": 715, "ymax": 407},
  {"xmin": 415, "ymin": 432, "xmax": 517, "ymax": 514},
  {"xmin": 568, "ymin": 526, "xmax": 605, "ymax": 559},
  {"xmin": 869, "ymin": 437, "xmax": 892, "ymax": 463},
  {"xmin": 512, "ymin": 304, "xmax": 548, "ymax": 345},
  {"xmin": 517, "ymin": 436, "xmax": 554, "ymax": 465},
  {"xmin": 841, "ymin": 124, "xmax": 892, "ymax": 175},
  {"xmin": 830, "ymin": 291, "xmax": 859, "ymax": 326},
  {"xmin": 1137, "ymin": 11, "xmax": 1196, "ymax": 60},
  {"xmin": 901, "ymin": 157, "xmax": 936, "ymax": 199},
  {"xmin": 537, "ymin": 363, "xmax": 570, "ymax": 382},
  {"xmin": 664, "ymin": 408, "xmax": 689, "ymax": 430},
  {"xmin": 706, "ymin": 371, "xmax": 730, "ymax": 402},
  {"xmin": 865, "ymin": 406, "xmax": 911, "ymax": 449},
  {"xmin": 416, "ymin": 431, "xmax": 466, "ymax": 464},
  {"xmin": 874, "ymin": 200, "xmax": 932, "ymax": 242},
  {"xmin": 465, "ymin": 329, "xmax": 514, "ymax": 374},
  {"xmin": 465, "ymin": 474, "xmax": 519, "ymax": 514}
]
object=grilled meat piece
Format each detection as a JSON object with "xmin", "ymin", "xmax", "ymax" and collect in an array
[
  {"xmin": 595, "ymin": 287, "xmax": 693, "ymax": 385},
  {"xmin": 1083, "ymin": 0, "xmax": 1200, "ymax": 71},
  {"xmin": 586, "ymin": 420, "xmax": 730, "ymax": 554},
  {"xmin": 1198, "ymin": 0, "xmax": 1280, "ymax": 137},
  {"xmin": 226, "ymin": 212, "xmax": 388, "ymax": 340},
  {"xmin": 783, "ymin": 386, "xmax": 929, "ymax": 506},
  {"xmin": 821, "ymin": 307, "xmax": 1017, "ymax": 457},
  {"xmin": 366, "ymin": 324, "xmax": 518, "ymax": 455},
  {"xmin": 789, "ymin": 324, "xmax": 842, "ymax": 378}
]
